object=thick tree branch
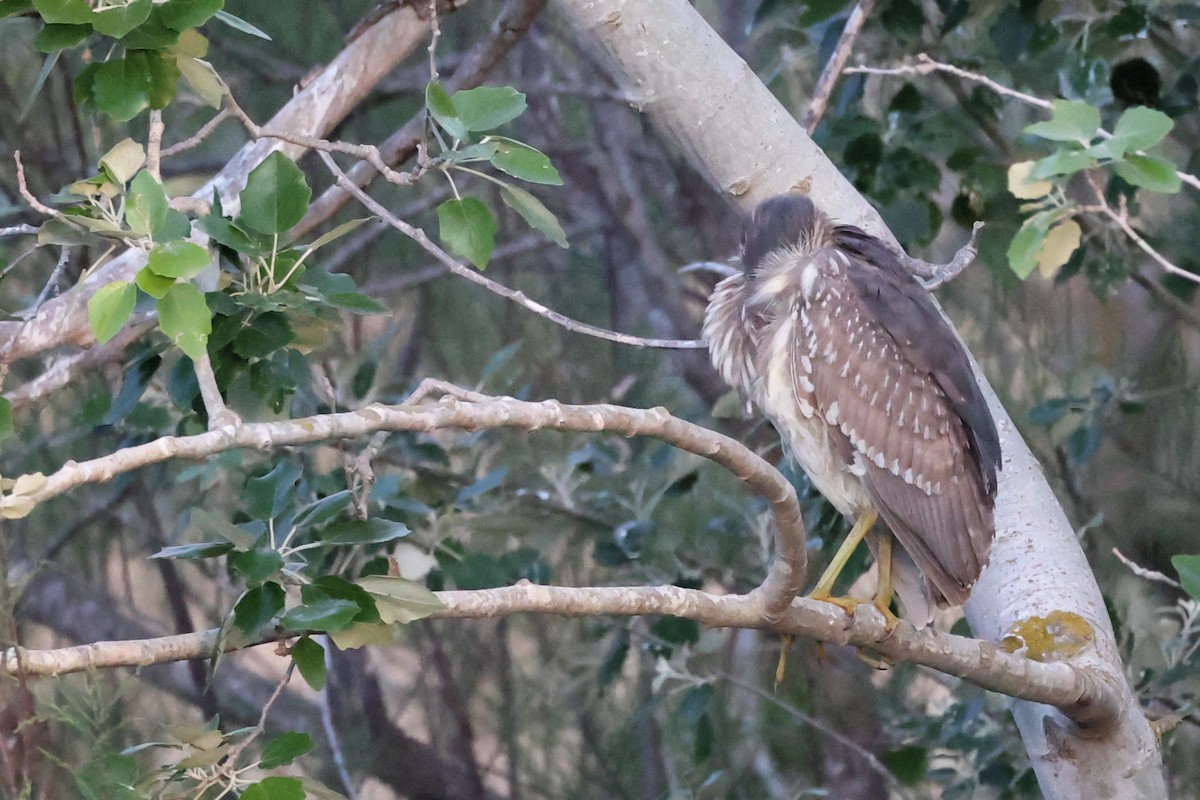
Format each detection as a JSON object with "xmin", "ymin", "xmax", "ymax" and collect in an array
[{"xmin": 1, "ymin": 583, "xmax": 1121, "ymax": 731}]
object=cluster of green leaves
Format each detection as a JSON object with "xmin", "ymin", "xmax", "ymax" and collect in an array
[
  {"xmin": 151, "ymin": 460, "xmax": 442, "ymax": 691},
  {"xmin": 70, "ymin": 145, "xmax": 381, "ymax": 418},
  {"xmin": 78, "ymin": 721, "xmax": 324, "ymax": 800},
  {"xmin": 10, "ymin": 0, "xmax": 259, "ymax": 122},
  {"xmin": 1026, "ymin": 374, "xmax": 1144, "ymax": 467},
  {"xmin": 425, "ymin": 82, "xmax": 567, "ymax": 268},
  {"xmin": 1008, "ymin": 101, "xmax": 1179, "ymax": 279}
]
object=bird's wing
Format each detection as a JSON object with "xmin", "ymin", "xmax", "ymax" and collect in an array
[
  {"xmin": 800, "ymin": 249, "xmax": 993, "ymax": 604},
  {"xmin": 834, "ymin": 225, "xmax": 1001, "ymax": 497}
]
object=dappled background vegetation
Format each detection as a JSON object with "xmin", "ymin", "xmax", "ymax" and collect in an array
[{"xmin": 1, "ymin": 0, "xmax": 1199, "ymax": 797}]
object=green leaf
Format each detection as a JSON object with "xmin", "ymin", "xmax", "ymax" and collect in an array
[
  {"xmin": 156, "ymin": 282, "xmax": 211, "ymax": 360},
  {"xmin": 1172, "ymin": 554, "xmax": 1200, "ymax": 600},
  {"xmin": 451, "ymin": 85, "xmax": 526, "ymax": 131},
  {"xmin": 437, "ymin": 197, "xmax": 496, "ymax": 269},
  {"xmin": 34, "ymin": 22, "xmax": 91, "ymax": 52},
  {"xmin": 241, "ymin": 776, "xmax": 305, "ymax": 800},
  {"xmin": 213, "ymin": 9, "xmax": 270, "ymax": 39},
  {"xmin": 290, "ymin": 635, "xmax": 326, "ymax": 690},
  {"xmin": 135, "ymin": 266, "xmax": 174, "ymax": 299},
  {"xmin": 259, "ymin": 732, "xmax": 315, "ymax": 769},
  {"xmin": 91, "ymin": 0, "xmax": 150, "ymax": 37},
  {"xmin": 329, "ymin": 621, "xmax": 394, "ymax": 649},
  {"xmin": 88, "ymin": 280, "xmax": 136, "ymax": 343},
  {"xmin": 1007, "ymin": 213, "xmax": 1053, "ymax": 279},
  {"xmin": 100, "ymin": 138, "xmax": 146, "ymax": 184},
  {"xmin": 231, "ymin": 547, "xmax": 284, "ymax": 586},
  {"xmin": 882, "ymin": 745, "xmax": 929, "ymax": 786},
  {"xmin": 280, "ymin": 598, "xmax": 360, "ymax": 632},
  {"xmin": 1112, "ymin": 154, "xmax": 1182, "ymax": 193},
  {"xmin": 232, "ymin": 312, "xmax": 294, "ymax": 358},
  {"xmin": 177, "ymin": 55, "xmax": 224, "ymax": 107},
  {"xmin": 488, "ymin": 137, "xmax": 563, "ymax": 185},
  {"xmin": 1111, "ymin": 106, "xmax": 1173, "ymax": 152},
  {"xmin": 358, "ymin": 575, "xmax": 444, "ymax": 624},
  {"xmin": 93, "ymin": 53, "xmax": 151, "ymax": 122},
  {"xmin": 0, "ymin": 397, "xmax": 12, "ymax": 439},
  {"xmin": 145, "ymin": 50, "xmax": 181, "ymax": 108},
  {"xmin": 0, "ymin": 0, "xmax": 34, "ymax": 18},
  {"xmin": 161, "ymin": 0, "xmax": 223, "ymax": 31},
  {"xmin": 320, "ymin": 518, "xmax": 409, "ymax": 546},
  {"xmin": 239, "ymin": 151, "xmax": 311, "ymax": 234},
  {"xmin": 244, "ymin": 460, "xmax": 301, "ymax": 520},
  {"xmin": 291, "ymin": 491, "xmax": 353, "ymax": 530},
  {"xmin": 149, "ymin": 540, "xmax": 235, "ymax": 559},
  {"xmin": 199, "ymin": 208, "xmax": 265, "ymax": 255},
  {"xmin": 307, "ymin": 577, "xmax": 380, "ymax": 624},
  {"xmin": 148, "ymin": 241, "xmax": 209, "ymax": 278},
  {"xmin": 426, "ymin": 81, "xmax": 467, "ymax": 141},
  {"xmin": 118, "ymin": 5, "xmax": 179, "ymax": 47},
  {"xmin": 1028, "ymin": 150, "xmax": 1096, "ymax": 179},
  {"xmin": 441, "ymin": 141, "xmax": 499, "ymax": 164},
  {"xmin": 1024, "ymin": 99, "xmax": 1100, "ymax": 142},
  {"xmin": 187, "ymin": 507, "xmax": 257, "ymax": 549},
  {"xmin": 500, "ymin": 185, "xmax": 567, "ymax": 247},
  {"xmin": 233, "ymin": 581, "xmax": 285, "ymax": 633},
  {"xmin": 76, "ymin": 754, "xmax": 140, "ymax": 800},
  {"xmin": 33, "ymin": 0, "xmax": 92, "ymax": 24},
  {"xmin": 126, "ymin": 169, "xmax": 168, "ymax": 236},
  {"xmin": 303, "ymin": 217, "xmax": 372, "ymax": 255}
]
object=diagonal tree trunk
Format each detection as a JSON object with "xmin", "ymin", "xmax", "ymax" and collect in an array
[{"xmin": 544, "ymin": 0, "xmax": 1164, "ymax": 797}]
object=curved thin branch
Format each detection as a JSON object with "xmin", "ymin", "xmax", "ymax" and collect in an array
[
  {"xmin": 22, "ymin": 387, "xmax": 806, "ymax": 617},
  {"xmin": 317, "ymin": 151, "xmax": 707, "ymax": 350}
]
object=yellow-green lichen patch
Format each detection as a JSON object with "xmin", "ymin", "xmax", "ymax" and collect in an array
[{"xmin": 1000, "ymin": 611, "xmax": 1094, "ymax": 662}]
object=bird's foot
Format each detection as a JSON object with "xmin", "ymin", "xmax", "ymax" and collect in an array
[
  {"xmin": 872, "ymin": 596, "xmax": 902, "ymax": 636},
  {"xmin": 806, "ymin": 590, "xmax": 864, "ymax": 618}
]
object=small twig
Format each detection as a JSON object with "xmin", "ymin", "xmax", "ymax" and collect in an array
[
  {"xmin": 905, "ymin": 221, "xmax": 985, "ymax": 288},
  {"xmin": 723, "ymin": 675, "xmax": 910, "ymax": 799},
  {"xmin": 13, "ymin": 152, "xmax": 65, "ymax": 220},
  {"xmin": 848, "ymin": 53, "xmax": 1200, "ymax": 192},
  {"xmin": 0, "ymin": 225, "xmax": 37, "ymax": 237},
  {"xmin": 161, "ymin": 108, "xmax": 232, "ymax": 158},
  {"xmin": 193, "ymin": 350, "xmax": 241, "ymax": 429},
  {"xmin": 802, "ymin": 0, "xmax": 878, "ymax": 133},
  {"xmin": 317, "ymin": 151, "xmax": 707, "ymax": 350},
  {"xmin": 1083, "ymin": 171, "xmax": 1200, "ymax": 285},
  {"xmin": 427, "ymin": 0, "xmax": 442, "ymax": 83},
  {"xmin": 146, "ymin": 110, "xmax": 164, "ymax": 181},
  {"xmin": 225, "ymin": 95, "xmax": 428, "ymax": 190},
  {"xmin": 1112, "ymin": 548, "xmax": 1181, "ymax": 589},
  {"xmin": 319, "ymin": 637, "xmax": 359, "ymax": 799}
]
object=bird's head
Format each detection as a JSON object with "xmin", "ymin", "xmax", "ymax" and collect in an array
[{"xmin": 741, "ymin": 194, "xmax": 835, "ymax": 272}]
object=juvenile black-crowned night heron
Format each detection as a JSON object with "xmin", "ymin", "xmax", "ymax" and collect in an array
[{"xmin": 703, "ymin": 194, "xmax": 1001, "ymax": 625}]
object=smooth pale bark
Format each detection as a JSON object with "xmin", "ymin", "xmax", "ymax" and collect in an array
[{"xmin": 546, "ymin": 1, "xmax": 1164, "ymax": 797}]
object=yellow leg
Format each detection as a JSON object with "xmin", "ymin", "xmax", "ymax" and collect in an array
[
  {"xmin": 872, "ymin": 531, "xmax": 901, "ymax": 632},
  {"xmin": 774, "ymin": 634, "xmax": 793, "ymax": 689},
  {"xmin": 807, "ymin": 508, "xmax": 878, "ymax": 612}
]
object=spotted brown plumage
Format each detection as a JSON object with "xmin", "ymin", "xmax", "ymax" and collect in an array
[{"xmin": 703, "ymin": 194, "xmax": 1001, "ymax": 623}]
